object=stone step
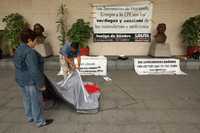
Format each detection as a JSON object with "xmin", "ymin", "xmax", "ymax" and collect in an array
[{"xmin": 0, "ymin": 56, "xmax": 200, "ymax": 71}]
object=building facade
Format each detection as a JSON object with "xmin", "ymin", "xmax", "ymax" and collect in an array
[{"xmin": 0, "ymin": 0, "xmax": 200, "ymax": 56}]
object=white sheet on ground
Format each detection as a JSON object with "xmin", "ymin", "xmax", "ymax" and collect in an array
[{"xmin": 54, "ymin": 70, "xmax": 101, "ymax": 112}]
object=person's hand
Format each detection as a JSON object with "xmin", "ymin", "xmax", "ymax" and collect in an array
[
  {"xmin": 70, "ymin": 64, "xmax": 76, "ymax": 70},
  {"xmin": 39, "ymin": 86, "xmax": 46, "ymax": 91},
  {"xmin": 76, "ymin": 66, "xmax": 80, "ymax": 70}
]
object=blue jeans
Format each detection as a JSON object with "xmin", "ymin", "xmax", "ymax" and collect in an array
[{"xmin": 19, "ymin": 85, "xmax": 46, "ymax": 126}]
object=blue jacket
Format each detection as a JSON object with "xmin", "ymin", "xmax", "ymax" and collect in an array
[
  {"xmin": 14, "ymin": 44, "xmax": 44, "ymax": 88},
  {"xmin": 60, "ymin": 43, "xmax": 80, "ymax": 58}
]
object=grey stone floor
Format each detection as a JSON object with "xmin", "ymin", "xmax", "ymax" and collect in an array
[{"xmin": 0, "ymin": 69, "xmax": 200, "ymax": 133}]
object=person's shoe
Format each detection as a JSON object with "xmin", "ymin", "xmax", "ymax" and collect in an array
[
  {"xmin": 28, "ymin": 119, "xmax": 34, "ymax": 123},
  {"xmin": 37, "ymin": 119, "xmax": 54, "ymax": 128}
]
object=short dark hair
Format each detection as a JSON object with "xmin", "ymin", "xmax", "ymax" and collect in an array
[
  {"xmin": 33, "ymin": 23, "xmax": 45, "ymax": 35},
  {"xmin": 20, "ymin": 28, "xmax": 37, "ymax": 43},
  {"xmin": 71, "ymin": 42, "xmax": 79, "ymax": 50}
]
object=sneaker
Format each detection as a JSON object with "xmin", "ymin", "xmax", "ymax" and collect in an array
[
  {"xmin": 37, "ymin": 119, "xmax": 54, "ymax": 128},
  {"xmin": 28, "ymin": 119, "xmax": 34, "ymax": 123}
]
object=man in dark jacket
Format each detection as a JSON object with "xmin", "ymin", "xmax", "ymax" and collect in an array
[{"xmin": 14, "ymin": 28, "xmax": 53, "ymax": 127}]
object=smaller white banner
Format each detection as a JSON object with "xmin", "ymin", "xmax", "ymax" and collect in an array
[
  {"xmin": 134, "ymin": 58, "xmax": 186, "ymax": 75},
  {"xmin": 79, "ymin": 56, "xmax": 107, "ymax": 76}
]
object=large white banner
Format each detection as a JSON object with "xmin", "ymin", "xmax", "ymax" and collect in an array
[
  {"xmin": 134, "ymin": 58, "xmax": 186, "ymax": 75},
  {"xmin": 93, "ymin": 1, "xmax": 153, "ymax": 42}
]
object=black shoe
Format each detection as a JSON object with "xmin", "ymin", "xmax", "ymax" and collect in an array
[
  {"xmin": 28, "ymin": 119, "xmax": 34, "ymax": 123},
  {"xmin": 38, "ymin": 119, "xmax": 54, "ymax": 128}
]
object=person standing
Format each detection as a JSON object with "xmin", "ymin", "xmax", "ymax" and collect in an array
[{"xmin": 14, "ymin": 28, "xmax": 53, "ymax": 127}]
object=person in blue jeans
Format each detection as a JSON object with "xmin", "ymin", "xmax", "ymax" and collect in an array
[{"xmin": 14, "ymin": 28, "xmax": 53, "ymax": 127}]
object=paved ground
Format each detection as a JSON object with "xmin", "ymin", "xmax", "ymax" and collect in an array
[{"xmin": 0, "ymin": 69, "xmax": 200, "ymax": 133}]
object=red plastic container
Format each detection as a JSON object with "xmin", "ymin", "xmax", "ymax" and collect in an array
[
  {"xmin": 187, "ymin": 46, "xmax": 200, "ymax": 57},
  {"xmin": 84, "ymin": 83, "xmax": 100, "ymax": 94},
  {"xmin": 80, "ymin": 47, "xmax": 89, "ymax": 56}
]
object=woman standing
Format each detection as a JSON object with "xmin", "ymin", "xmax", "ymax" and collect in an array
[{"xmin": 14, "ymin": 28, "xmax": 53, "ymax": 127}]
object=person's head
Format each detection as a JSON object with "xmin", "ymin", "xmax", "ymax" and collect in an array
[
  {"xmin": 157, "ymin": 23, "xmax": 166, "ymax": 33},
  {"xmin": 33, "ymin": 23, "xmax": 44, "ymax": 36},
  {"xmin": 70, "ymin": 42, "xmax": 79, "ymax": 52},
  {"xmin": 20, "ymin": 28, "xmax": 37, "ymax": 48}
]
